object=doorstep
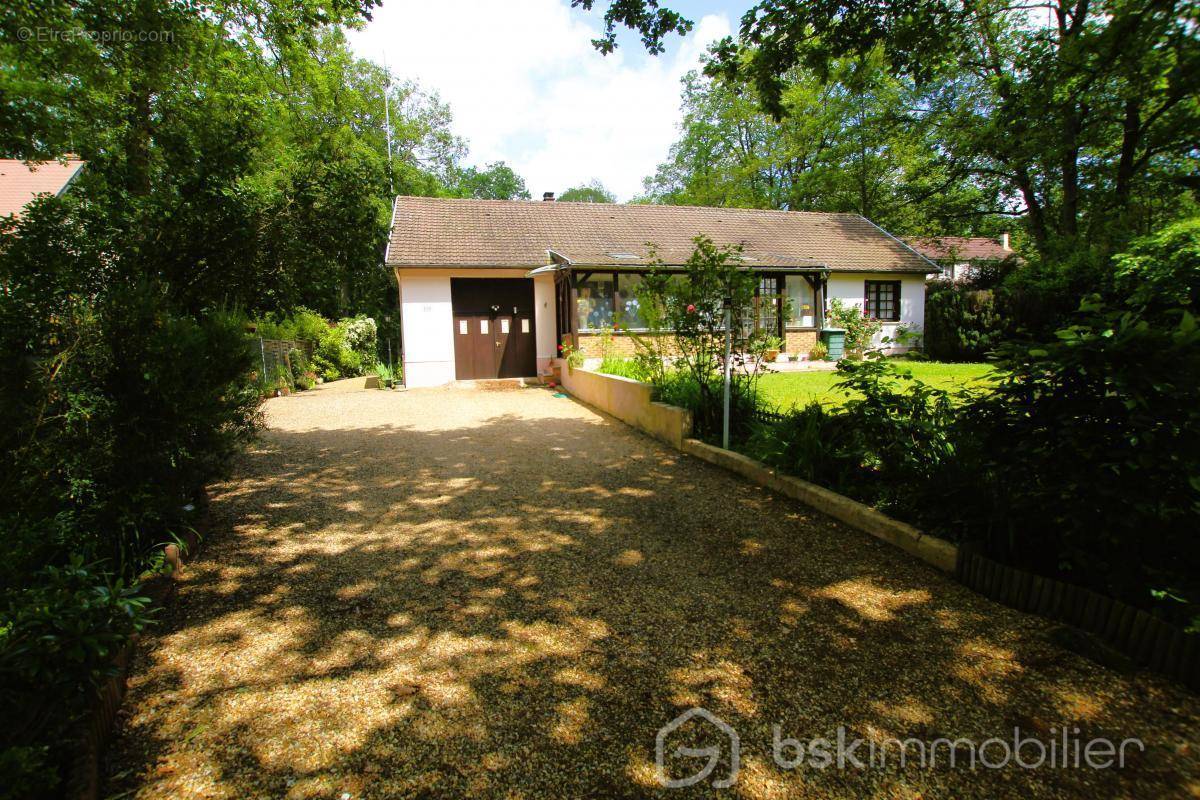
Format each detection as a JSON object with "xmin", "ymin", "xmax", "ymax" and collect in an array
[{"xmin": 453, "ymin": 377, "xmax": 544, "ymax": 390}]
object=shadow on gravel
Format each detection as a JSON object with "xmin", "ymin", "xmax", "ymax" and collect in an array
[{"xmin": 103, "ymin": 391, "xmax": 1198, "ymax": 799}]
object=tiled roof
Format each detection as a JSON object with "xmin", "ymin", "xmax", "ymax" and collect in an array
[
  {"xmin": 0, "ymin": 158, "xmax": 85, "ymax": 219},
  {"xmin": 387, "ymin": 196, "xmax": 937, "ymax": 272},
  {"xmin": 905, "ymin": 236, "xmax": 1016, "ymax": 263}
]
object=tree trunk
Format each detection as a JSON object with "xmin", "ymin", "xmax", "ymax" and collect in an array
[
  {"xmin": 1014, "ymin": 166, "xmax": 1049, "ymax": 252},
  {"xmin": 1114, "ymin": 98, "xmax": 1142, "ymax": 213},
  {"xmin": 124, "ymin": 0, "xmax": 157, "ymax": 197},
  {"xmin": 126, "ymin": 83, "xmax": 152, "ymax": 197},
  {"xmin": 1059, "ymin": 108, "xmax": 1082, "ymax": 239}
]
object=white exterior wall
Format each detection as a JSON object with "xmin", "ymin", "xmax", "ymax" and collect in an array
[
  {"xmin": 825, "ymin": 272, "xmax": 929, "ymax": 352},
  {"xmin": 395, "ymin": 268, "xmax": 557, "ymax": 388}
]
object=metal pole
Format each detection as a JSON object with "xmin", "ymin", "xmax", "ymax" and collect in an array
[
  {"xmin": 259, "ymin": 336, "xmax": 268, "ymax": 384},
  {"xmin": 383, "ymin": 58, "xmax": 394, "ymax": 196},
  {"xmin": 722, "ymin": 298, "xmax": 732, "ymax": 450}
]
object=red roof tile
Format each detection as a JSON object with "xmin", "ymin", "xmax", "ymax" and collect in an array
[
  {"xmin": 0, "ymin": 158, "xmax": 85, "ymax": 219},
  {"xmin": 904, "ymin": 236, "xmax": 1015, "ymax": 262}
]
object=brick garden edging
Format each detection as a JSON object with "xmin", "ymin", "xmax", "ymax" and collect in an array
[
  {"xmin": 681, "ymin": 438, "xmax": 958, "ymax": 573},
  {"xmin": 680, "ymin": 437, "xmax": 1197, "ymax": 689},
  {"xmin": 65, "ymin": 490, "xmax": 210, "ymax": 800},
  {"xmin": 957, "ymin": 544, "xmax": 1200, "ymax": 689}
]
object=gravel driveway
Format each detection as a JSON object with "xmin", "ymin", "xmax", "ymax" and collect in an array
[{"xmin": 105, "ymin": 385, "xmax": 1199, "ymax": 798}]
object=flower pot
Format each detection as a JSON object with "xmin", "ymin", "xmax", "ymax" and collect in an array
[{"xmin": 765, "ymin": 349, "xmax": 779, "ymax": 362}]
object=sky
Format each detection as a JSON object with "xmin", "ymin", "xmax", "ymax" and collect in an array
[{"xmin": 347, "ymin": 0, "xmax": 752, "ymax": 201}]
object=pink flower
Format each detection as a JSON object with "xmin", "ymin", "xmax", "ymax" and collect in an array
[{"xmin": 686, "ymin": 304, "xmax": 696, "ymax": 313}]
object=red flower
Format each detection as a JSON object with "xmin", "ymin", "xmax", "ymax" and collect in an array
[
  {"xmin": 862, "ymin": 307, "xmax": 870, "ymax": 316},
  {"xmin": 557, "ymin": 344, "xmax": 563, "ymax": 352},
  {"xmin": 686, "ymin": 304, "xmax": 696, "ymax": 313}
]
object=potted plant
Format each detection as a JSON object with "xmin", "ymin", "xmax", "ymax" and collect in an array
[
  {"xmin": 761, "ymin": 334, "xmax": 784, "ymax": 362},
  {"xmin": 375, "ymin": 362, "xmax": 395, "ymax": 389},
  {"xmin": 560, "ymin": 342, "xmax": 584, "ymax": 373}
]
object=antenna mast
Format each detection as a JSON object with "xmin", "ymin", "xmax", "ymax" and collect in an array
[{"xmin": 383, "ymin": 54, "xmax": 394, "ymax": 194}]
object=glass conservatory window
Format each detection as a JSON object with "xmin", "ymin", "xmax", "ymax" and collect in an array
[
  {"xmin": 577, "ymin": 274, "xmax": 614, "ymax": 331},
  {"xmin": 617, "ymin": 273, "xmax": 647, "ymax": 329},
  {"xmin": 786, "ymin": 275, "xmax": 816, "ymax": 327}
]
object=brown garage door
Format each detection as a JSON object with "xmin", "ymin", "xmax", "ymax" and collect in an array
[{"xmin": 450, "ymin": 278, "xmax": 537, "ymax": 380}]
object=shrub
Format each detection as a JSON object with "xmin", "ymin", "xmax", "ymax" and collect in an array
[
  {"xmin": 923, "ymin": 280, "xmax": 1006, "ymax": 361},
  {"xmin": 808, "ymin": 341, "xmax": 828, "ymax": 361},
  {"xmin": 314, "ymin": 325, "xmax": 350, "ymax": 380},
  {"xmin": 745, "ymin": 401, "xmax": 855, "ymax": 485},
  {"xmin": 270, "ymin": 362, "xmax": 294, "ymax": 393},
  {"xmin": 0, "ymin": 557, "xmax": 153, "ymax": 794},
  {"xmin": 598, "ymin": 356, "xmax": 651, "ymax": 382},
  {"xmin": 288, "ymin": 308, "xmax": 333, "ymax": 344},
  {"xmin": 656, "ymin": 368, "xmax": 761, "ymax": 442},
  {"xmin": 252, "ymin": 307, "xmax": 331, "ymax": 344},
  {"xmin": 0, "ymin": 202, "xmax": 261, "ymax": 791},
  {"xmin": 338, "ymin": 315, "xmax": 378, "ymax": 365},
  {"xmin": 966, "ymin": 294, "xmax": 1200, "ymax": 625},
  {"xmin": 747, "ymin": 355, "xmax": 967, "ymax": 515},
  {"xmin": 630, "ymin": 236, "xmax": 765, "ymax": 440},
  {"xmin": 304, "ymin": 315, "xmax": 377, "ymax": 381},
  {"xmin": 745, "ymin": 222, "xmax": 1200, "ymax": 629},
  {"xmin": 1113, "ymin": 217, "xmax": 1200, "ymax": 313},
  {"xmin": 826, "ymin": 298, "xmax": 882, "ymax": 358},
  {"xmin": 561, "ymin": 341, "xmax": 585, "ymax": 369}
]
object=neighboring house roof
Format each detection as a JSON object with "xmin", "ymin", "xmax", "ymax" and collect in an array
[
  {"xmin": 905, "ymin": 236, "xmax": 1016, "ymax": 263},
  {"xmin": 0, "ymin": 158, "xmax": 86, "ymax": 218},
  {"xmin": 387, "ymin": 196, "xmax": 936, "ymax": 272}
]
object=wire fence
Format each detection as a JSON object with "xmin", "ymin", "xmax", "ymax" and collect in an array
[
  {"xmin": 752, "ymin": 407, "xmax": 788, "ymax": 425},
  {"xmin": 253, "ymin": 337, "xmax": 313, "ymax": 381}
]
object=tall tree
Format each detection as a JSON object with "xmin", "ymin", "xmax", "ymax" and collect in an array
[
  {"xmin": 643, "ymin": 56, "xmax": 1006, "ymax": 236},
  {"xmin": 559, "ymin": 180, "xmax": 616, "ymax": 203},
  {"xmin": 449, "ymin": 161, "xmax": 532, "ymax": 200},
  {"xmin": 585, "ymin": 0, "xmax": 1200, "ymax": 257},
  {"xmin": 2, "ymin": 4, "xmax": 468, "ymax": 318}
]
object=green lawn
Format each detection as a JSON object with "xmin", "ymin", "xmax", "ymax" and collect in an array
[{"xmin": 758, "ymin": 360, "xmax": 993, "ymax": 410}]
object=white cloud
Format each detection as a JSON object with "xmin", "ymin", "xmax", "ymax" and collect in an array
[{"xmin": 347, "ymin": 0, "xmax": 730, "ymax": 200}]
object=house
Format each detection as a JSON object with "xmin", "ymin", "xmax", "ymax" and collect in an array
[
  {"xmin": 904, "ymin": 234, "xmax": 1018, "ymax": 282},
  {"xmin": 385, "ymin": 195, "xmax": 937, "ymax": 387},
  {"xmin": 0, "ymin": 157, "xmax": 86, "ymax": 219}
]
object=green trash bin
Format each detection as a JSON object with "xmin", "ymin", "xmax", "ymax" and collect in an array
[{"xmin": 821, "ymin": 327, "xmax": 846, "ymax": 360}]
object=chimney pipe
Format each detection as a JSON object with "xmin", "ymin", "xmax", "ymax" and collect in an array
[
  {"xmin": 1000, "ymin": 232, "xmax": 1010, "ymax": 251},
  {"xmin": 543, "ymin": 192, "xmax": 555, "ymax": 202}
]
